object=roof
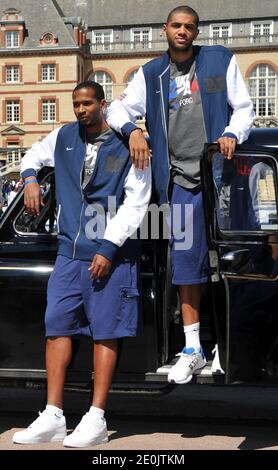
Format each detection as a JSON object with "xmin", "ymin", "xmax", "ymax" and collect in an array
[
  {"xmin": 57, "ymin": 0, "xmax": 278, "ymax": 27},
  {"xmin": 0, "ymin": 0, "xmax": 77, "ymax": 49}
]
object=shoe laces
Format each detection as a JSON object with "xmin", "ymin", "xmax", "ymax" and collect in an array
[
  {"xmin": 75, "ymin": 413, "xmax": 90, "ymax": 433},
  {"xmin": 75, "ymin": 412, "xmax": 106, "ymax": 433},
  {"xmin": 175, "ymin": 351, "xmax": 200, "ymax": 368},
  {"xmin": 28, "ymin": 410, "xmax": 50, "ymax": 430}
]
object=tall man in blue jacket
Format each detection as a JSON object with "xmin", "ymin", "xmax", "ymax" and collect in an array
[
  {"xmin": 107, "ymin": 5, "xmax": 254, "ymax": 384},
  {"xmin": 12, "ymin": 82, "xmax": 151, "ymax": 448}
]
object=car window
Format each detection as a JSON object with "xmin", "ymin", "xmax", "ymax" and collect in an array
[
  {"xmin": 212, "ymin": 152, "xmax": 278, "ymax": 232},
  {"xmin": 14, "ymin": 174, "xmax": 57, "ymax": 236}
]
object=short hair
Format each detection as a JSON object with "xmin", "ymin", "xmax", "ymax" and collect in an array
[
  {"xmin": 167, "ymin": 5, "xmax": 199, "ymax": 27},
  {"xmin": 72, "ymin": 81, "xmax": 105, "ymax": 101}
]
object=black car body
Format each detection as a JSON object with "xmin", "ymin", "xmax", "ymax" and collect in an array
[{"xmin": 0, "ymin": 128, "xmax": 277, "ymax": 388}]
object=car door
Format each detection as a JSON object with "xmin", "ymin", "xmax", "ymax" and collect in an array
[
  {"xmin": 0, "ymin": 168, "xmax": 94, "ymax": 383},
  {"xmin": 0, "ymin": 167, "xmax": 160, "ymax": 385},
  {"xmin": 201, "ymin": 143, "xmax": 278, "ymax": 384}
]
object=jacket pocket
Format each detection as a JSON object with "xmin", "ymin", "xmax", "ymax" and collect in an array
[
  {"xmin": 204, "ymin": 75, "xmax": 226, "ymax": 94},
  {"xmin": 117, "ymin": 286, "xmax": 140, "ymax": 330}
]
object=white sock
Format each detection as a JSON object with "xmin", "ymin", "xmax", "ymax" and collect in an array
[
  {"xmin": 184, "ymin": 322, "xmax": 201, "ymax": 352},
  {"xmin": 89, "ymin": 406, "xmax": 105, "ymax": 418},
  {"xmin": 45, "ymin": 404, "xmax": 63, "ymax": 418}
]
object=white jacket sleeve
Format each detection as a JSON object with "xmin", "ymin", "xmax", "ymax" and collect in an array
[
  {"xmin": 223, "ymin": 55, "xmax": 254, "ymax": 143},
  {"xmin": 103, "ymin": 162, "xmax": 152, "ymax": 247},
  {"xmin": 21, "ymin": 127, "xmax": 61, "ymax": 177},
  {"xmin": 106, "ymin": 67, "xmax": 147, "ymax": 134}
]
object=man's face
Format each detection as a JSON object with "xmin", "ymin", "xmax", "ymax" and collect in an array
[
  {"xmin": 72, "ymin": 87, "xmax": 106, "ymax": 127},
  {"xmin": 164, "ymin": 13, "xmax": 199, "ymax": 52}
]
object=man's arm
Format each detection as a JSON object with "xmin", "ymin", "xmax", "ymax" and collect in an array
[
  {"xmin": 217, "ymin": 55, "xmax": 255, "ymax": 160},
  {"xmin": 107, "ymin": 67, "xmax": 150, "ymax": 169},
  {"xmin": 89, "ymin": 163, "xmax": 152, "ymax": 279},
  {"xmin": 21, "ymin": 127, "xmax": 60, "ymax": 216}
]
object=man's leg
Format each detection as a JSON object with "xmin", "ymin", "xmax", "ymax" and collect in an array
[
  {"xmin": 12, "ymin": 336, "xmax": 70, "ymax": 444},
  {"xmin": 168, "ymin": 184, "xmax": 208, "ymax": 384},
  {"xmin": 63, "ymin": 339, "xmax": 117, "ymax": 448},
  {"xmin": 92, "ymin": 339, "xmax": 118, "ymax": 410},
  {"xmin": 46, "ymin": 336, "xmax": 72, "ymax": 409},
  {"xmin": 180, "ymin": 284, "xmax": 201, "ymax": 326}
]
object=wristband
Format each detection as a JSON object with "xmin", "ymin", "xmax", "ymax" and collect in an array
[{"xmin": 24, "ymin": 179, "xmax": 38, "ymax": 186}]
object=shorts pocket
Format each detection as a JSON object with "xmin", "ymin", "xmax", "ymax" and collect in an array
[{"xmin": 118, "ymin": 286, "xmax": 140, "ymax": 330}]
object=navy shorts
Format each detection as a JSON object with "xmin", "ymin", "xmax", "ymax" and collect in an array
[
  {"xmin": 45, "ymin": 255, "xmax": 141, "ymax": 340},
  {"xmin": 170, "ymin": 183, "xmax": 209, "ymax": 285}
]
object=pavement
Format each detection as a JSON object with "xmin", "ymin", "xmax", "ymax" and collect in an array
[{"xmin": 1, "ymin": 383, "xmax": 278, "ymax": 451}]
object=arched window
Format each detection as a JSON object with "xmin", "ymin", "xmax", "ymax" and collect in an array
[
  {"xmin": 249, "ymin": 64, "xmax": 277, "ymax": 117},
  {"xmin": 89, "ymin": 71, "xmax": 113, "ymax": 104},
  {"xmin": 127, "ymin": 69, "xmax": 138, "ymax": 84}
]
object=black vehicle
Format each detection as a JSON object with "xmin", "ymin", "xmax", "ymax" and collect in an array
[{"xmin": 0, "ymin": 128, "xmax": 277, "ymax": 389}]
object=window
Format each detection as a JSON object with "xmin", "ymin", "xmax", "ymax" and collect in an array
[
  {"xmin": 131, "ymin": 28, "xmax": 152, "ymax": 49},
  {"xmin": 127, "ymin": 69, "xmax": 138, "ymax": 84},
  {"xmin": 92, "ymin": 31, "xmax": 113, "ymax": 51},
  {"xmin": 89, "ymin": 71, "xmax": 113, "ymax": 104},
  {"xmin": 6, "ymin": 100, "xmax": 20, "ymax": 123},
  {"xmin": 15, "ymin": 171, "xmax": 57, "ymax": 235},
  {"xmin": 39, "ymin": 32, "xmax": 57, "ymax": 46},
  {"xmin": 249, "ymin": 64, "xmax": 276, "ymax": 117},
  {"xmin": 5, "ymin": 31, "xmax": 19, "ymax": 48},
  {"xmin": 6, "ymin": 65, "xmax": 19, "ymax": 83},
  {"xmin": 42, "ymin": 64, "xmax": 56, "ymax": 82},
  {"xmin": 42, "ymin": 99, "xmax": 56, "ymax": 122},
  {"xmin": 210, "ymin": 24, "xmax": 232, "ymax": 45},
  {"xmin": 6, "ymin": 143, "xmax": 20, "ymax": 164},
  {"xmin": 251, "ymin": 21, "xmax": 273, "ymax": 44}
]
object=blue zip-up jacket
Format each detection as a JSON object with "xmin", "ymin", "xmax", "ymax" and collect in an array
[
  {"xmin": 21, "ymin": 122, "xmax": 152, "ymax": 262},
  {"xmin": 107, "ymin": 46, "xmax": 254, "ymax": 204}
]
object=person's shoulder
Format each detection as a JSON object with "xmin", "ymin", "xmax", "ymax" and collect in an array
[
  {"xmin": 198, "ymin": 44, "xmax": 233, "ymax": 58},
  {"xmin": 109, "ymin": 128, "xmax": 130, "ymax": 149},
  {"xmin": 143, "ymin": 52, "xmax": 169, "ymax": 73},
  {"xmin": 60, "ymin": 122, "xmax": 79, "ymax": 132}
]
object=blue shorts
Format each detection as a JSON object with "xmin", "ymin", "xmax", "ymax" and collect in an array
[
  {"xmin": 45, "ymin": 255, "xmax": 141, "ymax": 340},
  {"xmin": 170, "ymin": 183, "xmax": 209, "ymax": 285}
]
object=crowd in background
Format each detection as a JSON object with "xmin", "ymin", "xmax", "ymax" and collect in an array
[{"xmin": 0, "ymin": 178, "xmax": 23, "ymax": 215}]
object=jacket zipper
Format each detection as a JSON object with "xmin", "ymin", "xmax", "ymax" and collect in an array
[
  {"xmin": 159, "ymin": 64, "xmax": 171, "ymax": 201},
  {"xmin": 72, "ymin": 137, "xmax": 105, "ymax": 259},
  {"xmin": 56, "ymin": 204, "xmax": 61, "ymax": 233},
  {"xmin": 72, "ymin": 150, "xmax": 86, "ymax": 260}
]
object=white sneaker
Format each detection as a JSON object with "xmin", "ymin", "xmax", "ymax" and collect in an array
[
  {"xmin": 168, "ymin": 347, "xmax": 207, "ymax": 384},
  {"xmin": 12, "ymin": 409, "xmax": 67, "ymax": 444},
  {"xmin": 63, "ymin": 412, "xmax": 108, "ymax": 448}
]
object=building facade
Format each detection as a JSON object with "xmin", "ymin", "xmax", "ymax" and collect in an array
[
  {"xmin": 78, "ymin": 0, "xmax": 278, "ymax": 128},
  {"xmin": 1, "ymin": 0, "xmax": 277, "ymax": 175},
  {"xmin": 0, "ymin": 0, "xmax": 87, "ymax": 173}
]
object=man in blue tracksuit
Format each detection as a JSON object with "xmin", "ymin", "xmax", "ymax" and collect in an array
[
  {"xmin": 107, "ymin": 5, "xmax": 254, "ymax": 384},
  {"xmin": 13, "ymin": 82, "xmax": 151, "ymax": 448}
]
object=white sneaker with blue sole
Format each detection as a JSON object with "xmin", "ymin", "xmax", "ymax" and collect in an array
[{"xmin": 168, "ymin": 347, "xmax": 207, "ymax": 384}]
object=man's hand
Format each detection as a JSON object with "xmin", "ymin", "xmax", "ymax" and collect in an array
[
  {"xmin": 129, "ymin": 129, "xmax": 150, "ymax": 170},
  {"xmin": 24, "ymin": 177, "xmax": 44, "ymax": 216},
  {"xmin": 88, "ymin": 254, "xmax": 112, "ymax": 280},
  {"xmin": 217, "ymin": 136, "xmax": 237, "ymax": 160}
]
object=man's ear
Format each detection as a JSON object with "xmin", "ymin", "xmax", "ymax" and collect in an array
[
  {"xmin": 101, "ymin": 98, "xmax": 107, "ymax": 110},
  {"xmin": 194, "ymin": 28, "xmax": 200, "ymax": 40},
  {"xmin": 162, "ymin": 24, "xmax": 167, "ymax": 36}
]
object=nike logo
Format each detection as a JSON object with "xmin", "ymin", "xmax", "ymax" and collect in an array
[
  {"xmin": 237, "ymin": 187, "xmax": 244, "ymax": 190},
  {"xmin": 66, "ymin": 147, "xmax": 74, "ymax": 151}
]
